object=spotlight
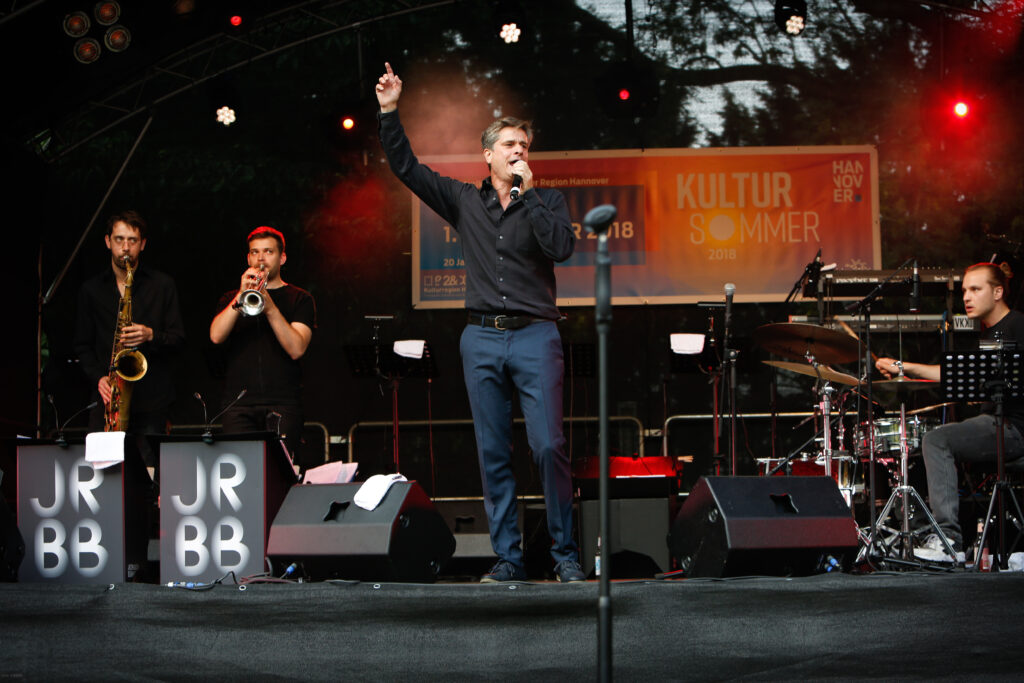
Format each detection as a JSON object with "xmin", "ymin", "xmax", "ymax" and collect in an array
[
  {"xmin": 953, "ymin": 101, "xmax": 970, "ymax": 118},
  {"xmin": 230, "ymin": 15, "xmax": 243, "ymax": 27},
  {"xmin": 63, "ymin": 12, "xmax": 91, "ymax": 37},
  {"xmin": 73, "ymin": 37, "xmax": 102, "ymax": 64},
  {"xmin": 104, "ymin": 25, "xmax": 131, "ymax": 52},
  {"xmin": 499, "ymin": 22, "xmax": 521, "ymax": 44},
  {"xmin": 340, "ymin": 116, "xmax": 356, "ymax": 131},
  {"xmin": 774, "ymin": 0, "xmax": 807, "ymax": 36},
  {"xmin": 216, "ymin": 106, "xmax": 237, "ymax": 126},
  {"xmin": 93, "ymin": 1, "xmax": 121, "ymax": 26}
]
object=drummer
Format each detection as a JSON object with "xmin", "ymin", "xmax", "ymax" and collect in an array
[{"xmin": 874, "ymin": 262, "xmax": 1024, "ymax": 564}]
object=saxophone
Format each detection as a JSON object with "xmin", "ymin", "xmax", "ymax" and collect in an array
[{"xmin": 104, "ymin": 256, "xmax": 148, "ymax": 432}]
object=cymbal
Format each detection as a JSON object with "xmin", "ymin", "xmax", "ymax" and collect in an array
[
  {"xmin": 763, "ymin": 360, "xmax": 861, "ymax": 386},
  {"xmin": 754, "ymin": 323, "xmax": 862, "ymax": 365},
  {"xmin": 871, "ymin": 376, "xmax": 939, "ymax": 393}
]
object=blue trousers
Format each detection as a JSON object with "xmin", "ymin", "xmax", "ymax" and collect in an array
[{"xmin": 460, "ymin": 321, "xmax": 578, "ymax": 567}]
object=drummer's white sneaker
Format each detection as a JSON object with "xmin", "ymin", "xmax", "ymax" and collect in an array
[{"xmin": 914, "ymin": 534, "xmax": 965, "ymax": 564}]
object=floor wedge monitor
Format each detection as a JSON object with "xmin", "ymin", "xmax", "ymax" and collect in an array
[
  {"xmin": 669, "ymin": 476, "xmax": 858, "ymax": 578},
  {"xmin": 267, "ymin": 481, "xmax": 455, "ymax": 582}
]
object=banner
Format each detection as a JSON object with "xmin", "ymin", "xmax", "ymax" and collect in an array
[{"xmin": 412, "ymin": 145, "xmax": 879, "ymax": 307}]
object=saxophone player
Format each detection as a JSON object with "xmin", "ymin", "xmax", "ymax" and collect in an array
[
  {"xmin": 210, "ymin": 226, "xmax": 316, "ymax": 463},
  {"xmin": 73, "ymin": 210, "xmax": 186, "ymax": 472}
]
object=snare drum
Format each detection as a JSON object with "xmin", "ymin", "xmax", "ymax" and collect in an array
[{"xmin": 854, "ymin": 417, "xmax": 937, "ymax": 459}]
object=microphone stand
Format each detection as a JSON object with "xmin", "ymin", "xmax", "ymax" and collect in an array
[
  {"xmin": 585, "ymin": 204, "xmax": 616, "ymax": 683},
  {"xmin": 723, "ymin": 290, "xmax": 738, "ymax": 475},
  {"xmin": 844, "ymin": 258, "xmax": 913, "ymax": 563}
]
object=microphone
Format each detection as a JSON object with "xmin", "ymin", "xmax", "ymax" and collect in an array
[
  {"xmin": 193, "ymin": 392, "xmax": 209, "ymax": 430},
  {"xmin": 910, "ymin": 260, "xmax": 921, "ymax": 313},
  {"xmin": 50, "ymin": 395, "xmax": 99, "ymax": 447},
  {"xmin": 509, "ymin": 160, "xmax": 523, "ymax": 200},
  {"xmin": 202, "ymin": 389, "xmax": 247, "ymax": 443},
  {"xmin": 724, "ymin": 283, "xmax": 735, "ymax": 333}
]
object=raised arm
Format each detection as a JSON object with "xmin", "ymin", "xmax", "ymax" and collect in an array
[{"xmin": 375, "ymin": 62, "xmax": 402, "ymax": 113}]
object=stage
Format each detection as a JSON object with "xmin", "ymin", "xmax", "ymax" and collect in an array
[{"xmin": 3, "ymin": 572, "xmax": 1023, "ymax": 680}]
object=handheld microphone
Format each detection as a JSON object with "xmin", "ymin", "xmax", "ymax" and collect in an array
[
  {"xmin": 724, "ymin": 283, "xmax": 735, "ymax": 333},
  {"xmin": 910, "ymin": 260, "xmax": 921, "ymax": 313},
  {"xmin": 202, "ymin": 389, "xmax": 247, "ymax": 443},
  {"xmin": 509, "ymin": 160, "xmax": 523, "ymax": 200},
  {"xmin": 51, "ymin": 395, "xmax": 99, "ymax": 447}
]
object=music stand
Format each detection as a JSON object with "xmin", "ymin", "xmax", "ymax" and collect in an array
[
  {"xmin": 344, "ymin": 329, "xmax": 438, "ymax": 474},
  {"xmin": 942, "ymin": 348, "xmax": 1024, "ymax": 570}
]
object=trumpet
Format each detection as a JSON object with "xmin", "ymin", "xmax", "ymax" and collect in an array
[{"xmin": 234, "ymin": 264, "xmax": 268, "ymax": 316}]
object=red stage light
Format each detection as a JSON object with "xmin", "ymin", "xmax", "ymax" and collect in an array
[
  {"xmin": 73, "ymin": 37, "xmax": 102, "ymax": 64},
  {"xmin": 63, "ymin": 11, "xmax": 91, "ymax": 37},
  {"xmin": 230, "ymin": 15, "xmax": 242, "ymax": 27},
  {"xmin": 618, "ymin": 88, "xmax": 631, "ymax": 101},
  {"xmin": 94, "ymin": 1, "xmax": 121, "ymax": 26},
  {"xmin": 340, "ymin": 116, "xmax": 356, "ymax": 131},
  {"xmin": 104, "ymin": 25, "xmax": 131, "ymax": 52},
  {"xmin": 953, "ymin": 101, "xmax": 969, "ymax": 118}
]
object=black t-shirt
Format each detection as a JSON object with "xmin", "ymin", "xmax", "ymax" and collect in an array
[
  {"xmin": 217, "ymin": 284, "xmax": 316, "ymax": 406},
  {"xmin": 979, "ymin": 308, "xmax": 1024, "ymax": 432}
]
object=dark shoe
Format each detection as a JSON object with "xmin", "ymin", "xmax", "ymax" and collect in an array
[
  {"xmin": 480, "ymin": 559, "xmax": 527, "ymax": 583},
  {"xmin": 555, "ymin": 559, "xmax": 586, "ymax": 583}
]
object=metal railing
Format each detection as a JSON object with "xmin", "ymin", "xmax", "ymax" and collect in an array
[{"xmin": 344, "ymin": 415, "xmax": 645, "ymax": 463}]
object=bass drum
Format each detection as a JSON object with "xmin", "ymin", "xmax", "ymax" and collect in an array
[{"xmin": 756, "ymin": 451, "xmax": 861, "ymax": 504}]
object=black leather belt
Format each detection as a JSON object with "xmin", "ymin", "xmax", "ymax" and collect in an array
[{"xmin": 468, "ymin": 312, "xmax": 543, "ymax": 330}]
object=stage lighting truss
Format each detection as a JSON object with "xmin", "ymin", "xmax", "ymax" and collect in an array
[
  {"xmin": 774, "ymin": 0, "xmax": 807, "ymax": 36},
  {"xmin": 499, "ymin": 22, "xmax": 521, "ymax": 44},
  {"xmin": 216, "ymin": 106, "xmax": 237, "ymax": 126}
]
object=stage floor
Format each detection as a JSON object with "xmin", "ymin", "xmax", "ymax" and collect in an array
[{"xmin": 3, "ymin": 571, "xmax": 1023, "ymax": 681}]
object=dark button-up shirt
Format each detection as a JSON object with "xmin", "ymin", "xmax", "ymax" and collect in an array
[
  {"xmin": 74, "ymin": 264, "xmax": 185, "ymax": 413},
  {"xmin": 379, "ymin": 110, "xmax": 575, "ymax": 319}
]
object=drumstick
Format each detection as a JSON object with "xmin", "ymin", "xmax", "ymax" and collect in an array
[{"xmin": 833, "ymin": 318, "xmax": 878, "ymax": 363}]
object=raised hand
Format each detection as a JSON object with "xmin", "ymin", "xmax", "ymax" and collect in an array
[{"xmin": 375, "ymin": 61, "xmax": 402, "ymax": 112}]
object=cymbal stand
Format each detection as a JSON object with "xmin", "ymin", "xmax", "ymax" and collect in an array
[{"xmin": 866, "ymin": 388, "xmax": 955, "ymax": 567}]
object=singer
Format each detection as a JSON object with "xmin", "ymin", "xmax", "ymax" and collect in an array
[
  {"xmin": 375, "ymin": 62, "xmax": 584, "ymax": 583},
  {"xmin": 74, "ymin": 210, "xmax": 185, "ymax": 472},
  {"xmin": 210, "ymin": 226, "xmax": 317, "ymax": 462},
  {"xmin": 875, "ymin": 262, "xmax": 1024, "ymax": 564}
]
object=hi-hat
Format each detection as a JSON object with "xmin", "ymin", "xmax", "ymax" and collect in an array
[
  {"xmin": 763, "ymin": 360, "xmax": 861, "ymax": 386},
  {"xmin": 871, "ymin": 376, "xmax": 938, "ymax": 392},
  {"xmin": 754, "ymin": 322, "xmax": 862, "ymax": 365}
]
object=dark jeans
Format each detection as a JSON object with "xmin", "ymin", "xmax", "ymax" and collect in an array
[
  {"xmin": 220, "ymin": 403, "xmax": 304, "ymax": 462},
  {"xmin": 921, "ymin": 413, "xmax": 1024, "ymax": 548},
  {"xmin": 460, "ymin": 321, "xmax": 578, "ymax": 567}
]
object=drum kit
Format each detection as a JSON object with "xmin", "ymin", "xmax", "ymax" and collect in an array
[{"xmin": 753, "ymin": 321, "xmax": 950, "ymax": 566}]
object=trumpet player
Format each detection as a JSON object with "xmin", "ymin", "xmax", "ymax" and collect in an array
[
  {"xmin": 74, "ymin": 210, "xmax": 185, "ymax": 471},
  {"xmin": 210, "ymin": 226, "xmax": 316, "ymax": 461}
]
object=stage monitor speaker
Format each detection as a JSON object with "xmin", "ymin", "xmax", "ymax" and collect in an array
[
  {"xmin": 0, "ymin": 485, "xmax": 25, "ymax": 582},
  {"xmin": 669, "ymin": 476, "xmax": 858, "ymax": 578},
  {"xmin": 267, "ymin": 481, "xmax": 455, "ymax": 583}
]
